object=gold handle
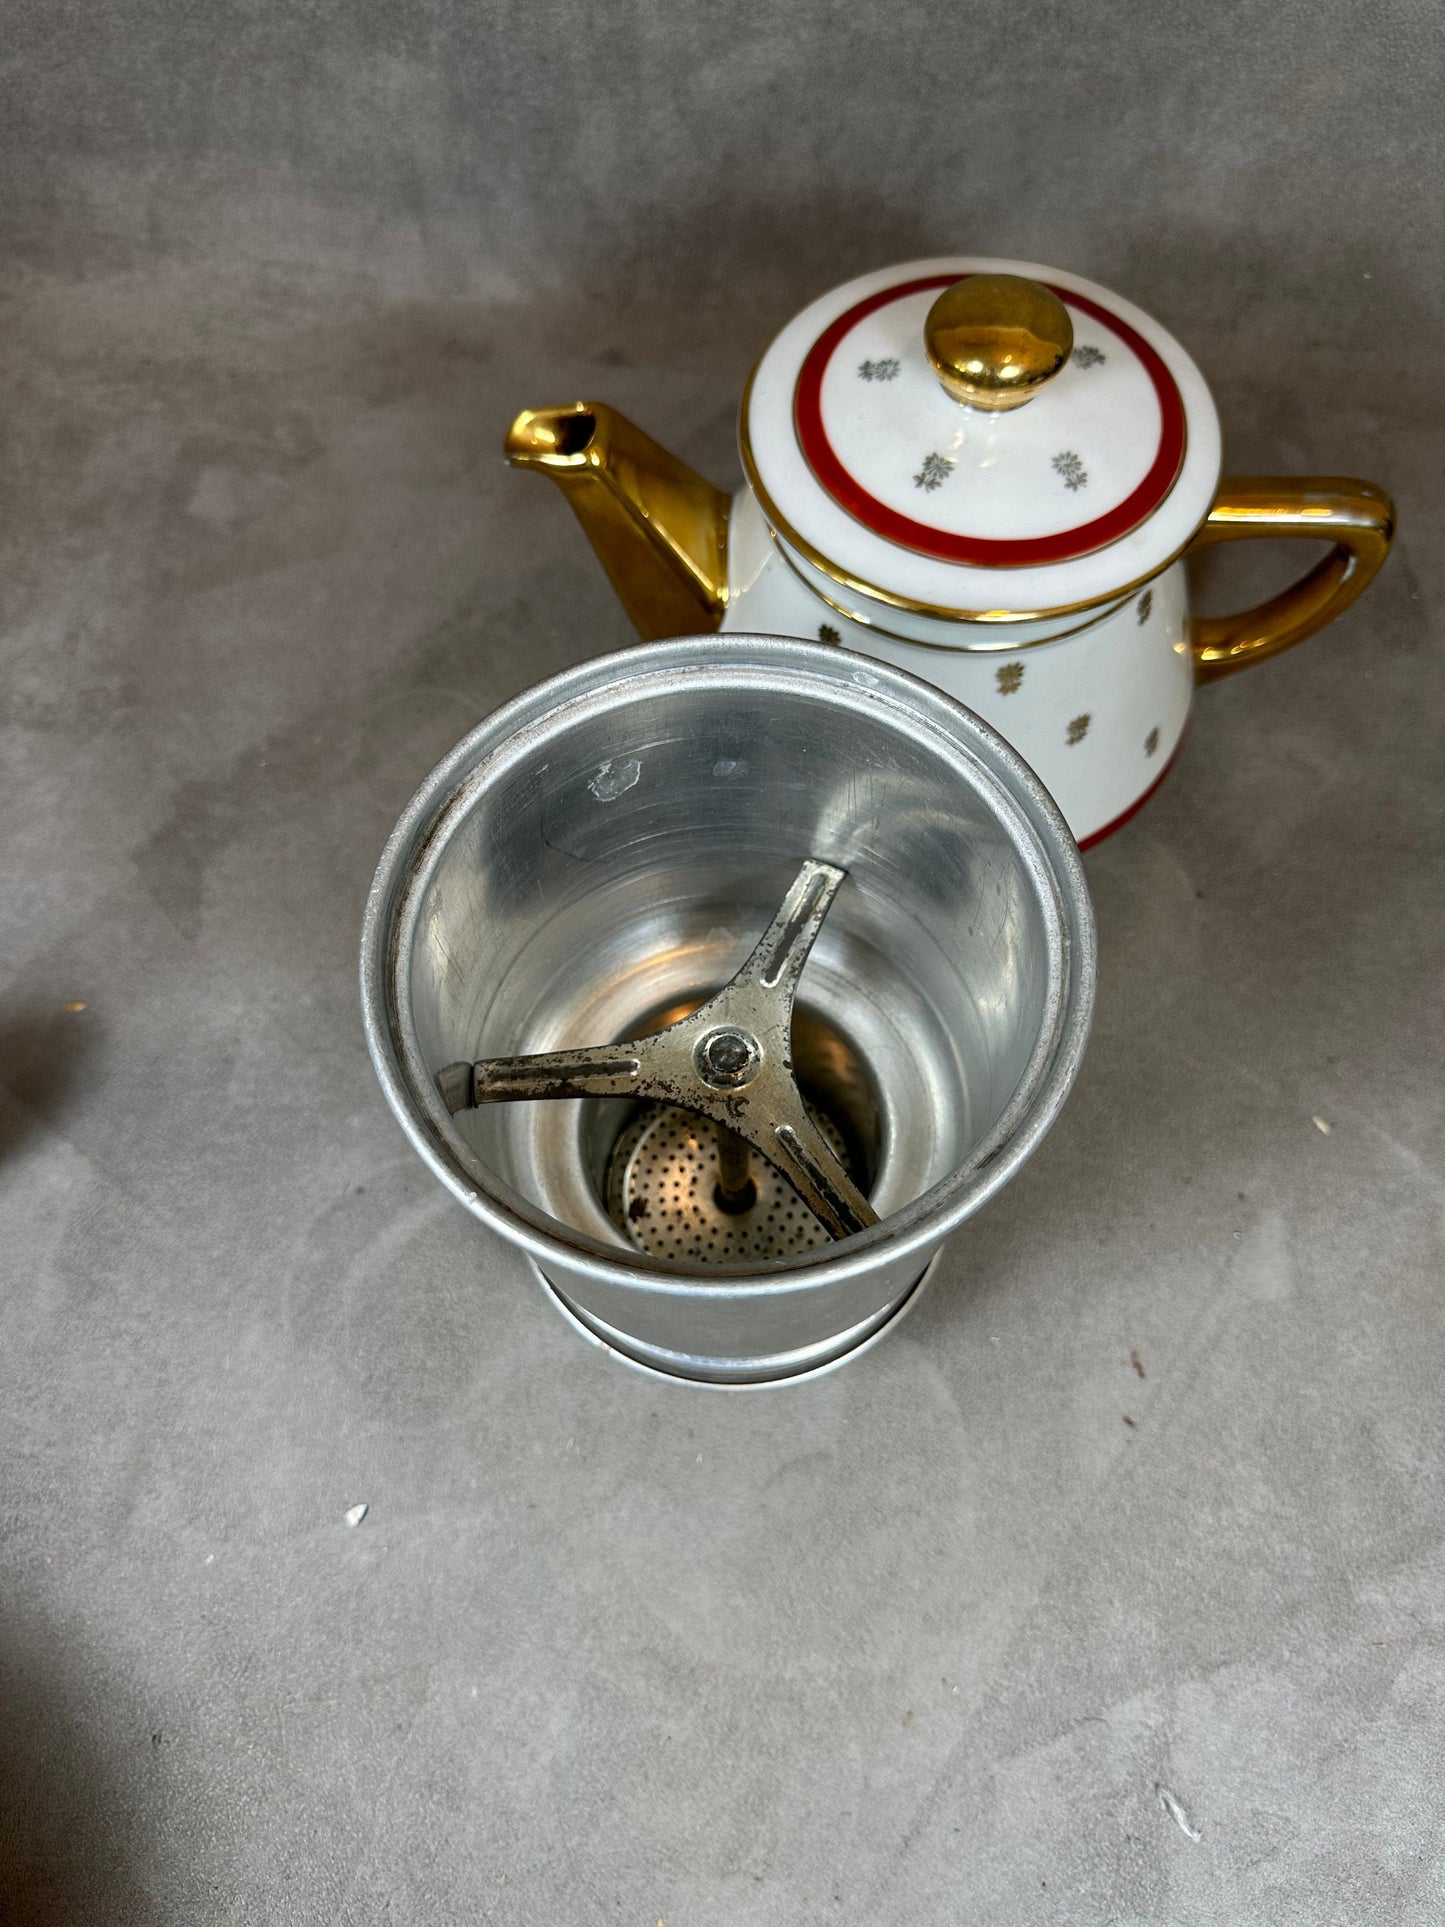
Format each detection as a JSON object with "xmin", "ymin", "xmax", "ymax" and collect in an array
[{"xmin": 1186, "ymin": 475, "xmax": 1395, "ymax": 684}]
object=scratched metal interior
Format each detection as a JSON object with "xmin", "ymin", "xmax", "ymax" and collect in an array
[{"xmin": 403, "ymin": 671, "xmax": 1054, "ymax": 1260}]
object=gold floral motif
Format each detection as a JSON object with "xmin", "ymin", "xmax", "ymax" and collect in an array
[
  {"xmin": 1067, "ymin": 713, "xmax": 1091, "ymax": 746},
  {"xmin": 738, "ymin": 361, "xmax": 1198, "ymax": 625},
  {"xmin": 914, "ymin": 452, "xmax": 955, "ymax": 492},
  {"xmin": 1137, "ymin": 589, "xmax": 1153, "ymax": 624},
  {"xmin": 817, "ymin": 623, "xmax": 840, "ymax": 644},
  {"xmin": 996, "ymin": 662, "xmax": 1024, "ymax": 695}
]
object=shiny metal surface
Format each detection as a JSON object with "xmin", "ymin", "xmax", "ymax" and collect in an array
[
  {"xmin": 504, "ymin": 401, "xmax": 730, "ymax": 639},
  {"xmin": 1186, "ymin": 474, "xmax": 1396, "ymax": 681},
  {"xmin": 923, "ymin": 274, "xmax": 1074, "ymax": 410},
  {"xmin": 361, "ymin": 634, "xmax": 1096, "ymax": 1384},
  {"xmin": 530, "ymin": 1249, "xmax": 945, "ymax": 1389},
  {"xmin": 439, "ymin": 857, "xmax": 879, "ymax": 1239},
  {"xmin": 603, "ymin": 1095, "xmax": 858, "ymax": 1263}
]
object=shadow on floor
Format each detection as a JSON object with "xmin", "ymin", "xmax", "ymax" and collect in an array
[
  {"xmin": 0, "ymin": 1001, "xmax": 101, "ymax": 1163},
  {"xmin": 0, "ymin": 1613, "xmax": 158, "ymax": 1922}
]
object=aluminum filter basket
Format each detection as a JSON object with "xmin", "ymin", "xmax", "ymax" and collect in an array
[{"xmin": 361, "ymin": 634, "xmax": 1096, "ymax": 1385}]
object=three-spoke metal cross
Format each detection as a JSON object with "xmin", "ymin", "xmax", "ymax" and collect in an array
[{"xmin": 436, "ymin": 859, "xmax": 878, "ymax": 1241}]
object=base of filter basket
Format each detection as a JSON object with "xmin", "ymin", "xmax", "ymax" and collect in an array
[{"xmin": 526, "ymin": 1249, "xmax": 942, "ymax": 1390}]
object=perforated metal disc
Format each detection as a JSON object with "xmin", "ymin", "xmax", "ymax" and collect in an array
[{"xmin": 604, "ymin": 1100, "xmax": 861, "ymax": 1265}]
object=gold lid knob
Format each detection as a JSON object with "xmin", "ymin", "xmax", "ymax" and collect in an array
[{"xmin": 924, "ymin": 274, "xmax": 1074, "ymax": 411}]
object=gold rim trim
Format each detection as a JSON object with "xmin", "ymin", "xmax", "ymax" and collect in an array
[
  {"xmin": 738, "ymin": 360, "xmax": 1208, "ymax": 626},
  {"xmin": 770, "ymin": 531, "xmax": 1135, "ymax": 653}
]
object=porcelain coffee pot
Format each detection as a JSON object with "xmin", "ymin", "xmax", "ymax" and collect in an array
[{"xmin": 507, "ymin": 257, "xmax": 1394, "ymax": 847}]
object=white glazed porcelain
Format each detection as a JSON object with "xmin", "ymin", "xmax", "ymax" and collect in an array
[
  {"xmin": 741, "ymin": 256, "xmax": 1221, "ymax": 623},
  {"xmin": 508, "ymin": 255, "xmax": 1394, "ymax": 849},
  {"xmin": 725, "ymin": 486, "xmax": 1191, "ymax": 847},
  {"xmin": 726, "ymin": 255, "xmax": 1215, "ymax": 847}
]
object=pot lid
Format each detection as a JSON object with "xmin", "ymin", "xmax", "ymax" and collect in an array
[{"xmin": 740, "ymin": 256, "xmax": 1222, "ymax": 620}]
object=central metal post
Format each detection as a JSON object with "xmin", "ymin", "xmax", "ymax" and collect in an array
[
  {"xmin": 438, "ymin": 859, "xmax": 880, "ymax": 1241},
  {"xmin": 713, "ymin": 1125, "xmax": 756, "ymax": 1214}
]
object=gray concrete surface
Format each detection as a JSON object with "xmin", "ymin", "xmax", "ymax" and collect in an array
[{"xmin": 2, "ymin": 1, "xmax": 1444, "ymax": 1918}]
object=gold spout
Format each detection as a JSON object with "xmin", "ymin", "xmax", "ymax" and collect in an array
[{"xmin": 505, "ymin": 402, "xmax": 730, "ymax": 640}]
